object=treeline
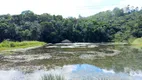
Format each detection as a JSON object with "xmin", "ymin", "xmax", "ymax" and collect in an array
[{"xmin": 0, "ymin": 6, "xmax": 142, "ymax": 43}]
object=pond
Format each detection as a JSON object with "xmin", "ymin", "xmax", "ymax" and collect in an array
[{"xmin": 0, "ymin": 43, "xmax": 142, "ymax": 80}]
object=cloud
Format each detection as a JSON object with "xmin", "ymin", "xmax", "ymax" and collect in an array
[
  {"xmin": 0, "ymin": 0, "xmax": 102, "ymax": 17},
  {"xmin": 0, "ymin": 0, "xmax": 141, "ymax": 17},
  {"xmin": 119, "ymin": 0, "xmax": 142, "ymax": 8}
]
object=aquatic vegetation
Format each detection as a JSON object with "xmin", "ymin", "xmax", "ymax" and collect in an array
[
  {"xmin": 41, "ymin": 74, "xmax": 65, "ymax": 80},
  {"xmin": 0, "ymin": 43, "xmax": 142, "ymax": 80}
]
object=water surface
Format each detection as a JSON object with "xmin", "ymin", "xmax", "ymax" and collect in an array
[{"xmin": 0, "ymin": 43, "xmax": 142, "ymax": 80}]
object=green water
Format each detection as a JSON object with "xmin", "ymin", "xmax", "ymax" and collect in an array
[
  {"xmin": 0, "ymin": 43, "xmax": 142, "ymax": 80},
  {"xmin": 0, "ymin": 43, "xmax": 141, "ymax": 72}
]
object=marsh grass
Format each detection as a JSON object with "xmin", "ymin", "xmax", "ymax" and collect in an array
[
  {"xmin": 0, "ymin": 40, "xmax": 46, "ymax": 51},
  {"xmin": 41, "ymin": 74, "xmax": 128, "ymax": 80},
  {"xmin": 41, "ymin": 74, "xmax": 65, "ymax": 80},
  {"xmin": 132, "ymin": 38, "xmax": 142, "ymax": 44},
  {"xmin": 131, "ymin": 38, "xmax": 142, "ymax": 48}
]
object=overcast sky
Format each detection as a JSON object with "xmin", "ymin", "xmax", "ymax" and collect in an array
[{"xmin": 0, "ymin": 0, "xmax": 141, "ymax": 17}]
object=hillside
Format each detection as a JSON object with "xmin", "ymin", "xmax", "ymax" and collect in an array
[{"xmin": 0, "ymin": 6, "xmax": 142, "ymax": 43}]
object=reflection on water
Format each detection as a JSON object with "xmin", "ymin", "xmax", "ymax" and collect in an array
[
  {"xmin": 0, "ymin": 43, "xmax": 142, "ymax": 80},
  {"xmin": 0, "ymin": 64, "xmax": 142, "ymax": 80}
]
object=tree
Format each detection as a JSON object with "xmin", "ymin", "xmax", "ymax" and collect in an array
[
  {"xmin": 113, "ymin": 7, "xmax": 124, "ymax": 17},
  {"xmin": 21, "ymin": 10, "xmax": 37, "ymax": 22},
  {"xmin": 40, "ymin": 22, "xmax": 57, "ymax": 43}
]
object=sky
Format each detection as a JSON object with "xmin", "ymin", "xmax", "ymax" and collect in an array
[{"xmin": 0, "ymin": 0, "xmax": 142, "ymax": 17}]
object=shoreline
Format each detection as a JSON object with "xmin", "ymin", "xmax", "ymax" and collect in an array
[
  {"xmin": 0, "ymin": 45, "xmax": 44, "ymax": 55},
  {"xmin": 0, "ymin": 40, "xmax": 46, "ymax": 54}
]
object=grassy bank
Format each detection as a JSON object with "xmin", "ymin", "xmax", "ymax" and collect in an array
[
  {"xmin": 131, "ymin": 38, "xmax": 142, "ymax": 48},
  {"xmin": 0, "ymin": 40, "xmax": 46, "ymax": 51}
]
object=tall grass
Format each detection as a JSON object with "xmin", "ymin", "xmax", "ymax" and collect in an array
[
  {"xmin": 41, "ymin": 74, "xmax": 65, "ymax": 80},
  {"xmin": 41, "ymin": 74, "xmax": 126, "ymax": 80},
  {"xmin": 131, "ymin": 38, "xmax": 142, "ymax": 48},
  {"xmin": 0, "ymin": 40, "xmax": 46, "ymax": 51},
  {"xmin": 132, "ymin": 38, "xmax": 142, "ymax": 44}
]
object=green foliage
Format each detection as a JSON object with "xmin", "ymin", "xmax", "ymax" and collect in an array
[
  {"xmin": 0, "ymin": 6, "xmax": 142, "ymax": 43},
  {"xmin": 127, "ymin": 38, "xmax": 142, "ymax": 48},
  {"xmin": 0, "ymin": 40, "xmax": 46, "ymax": 51},
  {"xmin": 132, "ymin": 38, "xmax": 142, "ymax": 45},
  {"xmin": 127, "ymin": 37, "xmax": 136, "ymax": 44}
]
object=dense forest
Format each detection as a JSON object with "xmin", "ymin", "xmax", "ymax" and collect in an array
[{"xmin": 0, "ymin": 5, "xmax": 142, "ymax": 43}]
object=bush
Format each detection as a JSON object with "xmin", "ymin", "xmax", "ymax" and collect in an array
[{"xmin": 10, "ymin": 43, "xmax": 16, "ymax": 47}]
